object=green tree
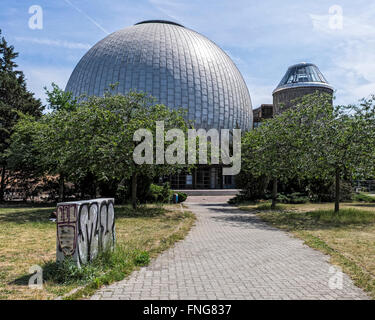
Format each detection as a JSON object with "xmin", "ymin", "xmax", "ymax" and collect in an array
[
  {"xmin": 242, "ymin": 92, "xmax": 375, "ymax": 212},
  {"xmin": 242, "ymin": 101, "xmax": 303, "ymax": 209},
  {"xmin": 8, "ymin": 84, "xmax": 77, "ymax": 202},
  {"xmin": 0, "ymin": 29, "xmax": 43, "ymax": 201},
  {"xmin": 44, "ymin": 82, "xmax": 77, "ymax": 112},
  {"xmin": 11, "ymin": 90, "xmax": 189, "ymax": 207},
  {"xmin": 294, "ymin": 93, "xmax": 375, "ymax": 212},
  {"xmin": 72, "ymin": 91, "xmax": 189, "ymax": 209}
]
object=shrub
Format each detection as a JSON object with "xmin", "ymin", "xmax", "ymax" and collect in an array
[
  {"xmin": 235, "ymin": 172, "xmax": 269, "ymax": 201},
  {"xmin": 353, "ymin": 193, "xmax": 375, "ymax": 203},
  {"xmin": 161, "ymin": 182, "xmax": 173, "ymax": 203},
  {"xmin": 276, "ymin": 192, "xmax": 309, "ymax": 204},
  {"xmin": 307, "ymin": 179, "xmax": 353, "ymax": 202},
  {"xmin": 43, "ymin": 258, "xmax": 102, "ymax": 285},
  {"xmin": 276, "ymin": 193, "xmax": 290, "ymax": 203},
  {"xmin": 176, "ymin": 192, "xmax": 187, "ymax": 203},
  {"xmin": 146, "ymin": 182, "xmax": 173, "ymax": 203},
  {"xmin": 228, "ymin": 193, "xmax": 259, "ymax": 205},
  {"xmin": 289, "ymin": 192, "xmax": 309, "ymax": 204},
  {"xmin": 148, "ymin": 183, "xmax": 164, "ymax": 202},
  {"xmin": 43, "ymin": 246, "xmax": 152, "ymax": 286}
]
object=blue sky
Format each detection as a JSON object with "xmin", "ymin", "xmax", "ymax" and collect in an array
[{"xmin": 1, "ymin": 0, "xmax": 374, "ymax": 107}]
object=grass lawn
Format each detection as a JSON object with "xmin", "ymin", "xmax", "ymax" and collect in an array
[
  {"xmin": 239, "ymin": 201, "xmax": 375, "ymax": 299},
  {"xmin": 0, "ymin": 203, "xmax": 195, "ymax": 300}
]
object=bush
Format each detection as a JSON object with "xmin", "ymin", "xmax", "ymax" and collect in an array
[
  {"xmin": 161, "ymin": 182, "xmax": 173, "ymax": 203},
  {"xmin": 228, "ymin": 193, "xmax": 259, "ymax": 205},
  {"xmin": 307, "ymin": 179, "xmax": 353, "ymax": 202},
  {"xmin": 176, "ymin": 192, "xmax": 187, "ymax": 203},
  {"xmin": 43, "ymin": 258, "xmax": 102, "ymax": 285},
  {"xmin": 43, "ymin": 246, "xmax": 152, "ymax": 286},
  {"xmin": 353, "ymin": 192, "xmax": 375, "ymax": 203},
  {"xmin": 235, "ymin": 172, "xmax": 269, "ymax": 201},
  {"xmin": 146, "ymin": 182, "xmax": 173, "ymax": 203},
  {"xmin": 277, "ymin": 192, "xmax": 309, "ymax": 204},
  {"xmin": 148, "ymin": 183, "xmax": 164, "ymax": 202}
]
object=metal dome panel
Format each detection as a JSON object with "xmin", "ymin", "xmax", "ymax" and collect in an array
[
  {"xmin": 273, "ymin": 62, "xmax": 333, "ymax": 94},
  {"xmin": 65, "ymin": 21, "xmax": 252, "ymax": 131}
]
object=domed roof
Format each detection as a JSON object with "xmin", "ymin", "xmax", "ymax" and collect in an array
[
  {"xmin": 273, "ymin": 62, "xmax": 333, "ymax": 94},
  {"xmin": 65, "ymin": 20, "xmax": 252, "ymax": 131}
]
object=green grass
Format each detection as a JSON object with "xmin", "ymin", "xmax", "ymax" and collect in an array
[
  {"xmin": 353, "ymin": 193, "xmax": 375, "ymax": 203},
  {"xmin": 252, "ymin": 202, "xmax": 286, "ymax": 211},
  {"xmin": 310, "ymin": 208, "xmax": 375, "ymax": 224},
  {"xmin": 248, "ymin": 207, "xmax": 375, "ymax": 230},
  {"xmin": 0, "ymin": 203, "xmax": 195, "ymax": 300}
]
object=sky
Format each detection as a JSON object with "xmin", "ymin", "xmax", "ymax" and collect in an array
[{"xmin": 0, "ymin": 0, "xmax": 374, "ymax": 107}]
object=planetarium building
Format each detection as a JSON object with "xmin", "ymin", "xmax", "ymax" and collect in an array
[
  {"xmin": 273, "ymin": 62, "xmax": 333, "ymax": 113},
  {"xmin": 66, "ymin": 20, "xmax": 253, "ymax": 189},
  {"xmin": 66, "ymin": 20, "xmax": 253, "ymax": 132}
]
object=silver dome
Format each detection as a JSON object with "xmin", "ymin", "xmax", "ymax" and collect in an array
[
  {"xmin": 273, "ymin": 62, "xmax": 333, "ymax": 94},
  {"xmin": 65, "ymin": 20, "xmax": 252, "ymax": 131}
]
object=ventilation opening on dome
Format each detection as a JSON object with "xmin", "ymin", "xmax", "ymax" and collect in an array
[{"xmin": 134, "ymin": 20, "xmax": 184, "ymax": 27}]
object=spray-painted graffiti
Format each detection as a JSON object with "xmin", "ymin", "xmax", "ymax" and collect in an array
[
  {"xmin": 57, "ymin": 204, "xmax": 77, "ymax": 256},
  {"xmin": 56, "ymin": 198, "xmax": 115, "ymax": 266},
  {"xmin": 100, "ymin": 201, "xmax": 115, "ymax": 252}
]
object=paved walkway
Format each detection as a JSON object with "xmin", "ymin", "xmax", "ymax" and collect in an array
[{"xmin": 91, "ymin": 196, "xmax": 368, "ymax": 300}]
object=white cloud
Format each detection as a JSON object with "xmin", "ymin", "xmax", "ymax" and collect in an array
[
  {"xmin": 8, "ymin": 0, "xmax": 375, "ymax": 109},
  {"xmin": 310, "ymin": 5, "xmax": 375, "ymax": 105},
  {"xmin": 245, "ymin": 78, "xmax": 274, "ymax": 107},
  {"xmin": 63, "ymin": 0, "xmax": 109, "ymax": 35},
  {"xmin": 15, "ymin": 37, "xmax": 91, "ymax": 50},
  {"xmin": 326, "ymin": 40, "xmax": 375, "ymax": 104},
  {"xmin": 310, "ymin": 14, "xmax": 375, "ymax": 38},
  {"xmin": 21, "ymin": 65, "xmax": 72, "ymax": 104}
]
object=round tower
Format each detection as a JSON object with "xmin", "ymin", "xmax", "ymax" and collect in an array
[{"xmin": 272, "ymin": 62, "xmax": 333, "ymax": 114}]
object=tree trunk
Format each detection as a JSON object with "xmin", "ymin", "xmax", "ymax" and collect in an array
[
  {"xmin": 0, "ymin": 164, "xmax": 6, "ymax": 202},
  {"xmin": 335, "ymin": 168, "xmax": 340, "ymax": 213},
  {"xmin": 132, "ymin": 172, "xmax": 137, "ymax": 210},
  {"xmin": 91, "ymin": 183, "xmax": 97, "ymax": 199},
  {"xmin": 271, "ymin": 178, "xmax": 278, "ymax": 210},
  {"xmin": 58, "ymin": 174, "xmax": 65, "ymax": 203}
]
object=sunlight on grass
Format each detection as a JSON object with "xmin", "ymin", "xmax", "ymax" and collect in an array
[
  {"xmin": 0, "ymin": 204, "xmax": 195, "ymax": 300},
  {"xmin": 311, "ymin": 208, "xmax": 375, "ymax": 224}
]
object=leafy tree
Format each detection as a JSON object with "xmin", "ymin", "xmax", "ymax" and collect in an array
[
  {"xmin": 72, "ymin": 91, "xmax": 189, "ymax": 209},
  {"xmin": 242, "ymin": 102, "xmax": 303, "ymax": 209},
  {"xmin": 0, "ymin": 29, "xmax": 43, "ymax": 201},
  {"xmin": 294, "ymin": 93, "xmax": 375, "ymax": 212},
  {"xmin": 11, "ymin": 90, "xmax": 189, "ymax": 207},
  {"xmin": 242, "ymin": 91, "xmax": 375, "ymax": 212},
  {"xmin": 8, "ymin": 84, "xmax": 77, "ymax": 202},
  {"xmin": 44, "ymin": 82, "xmax": 77, "ymax": 112},
  {"xmin": 6, "ymin": 113, "xmax": 44, "ymax": 200}
]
